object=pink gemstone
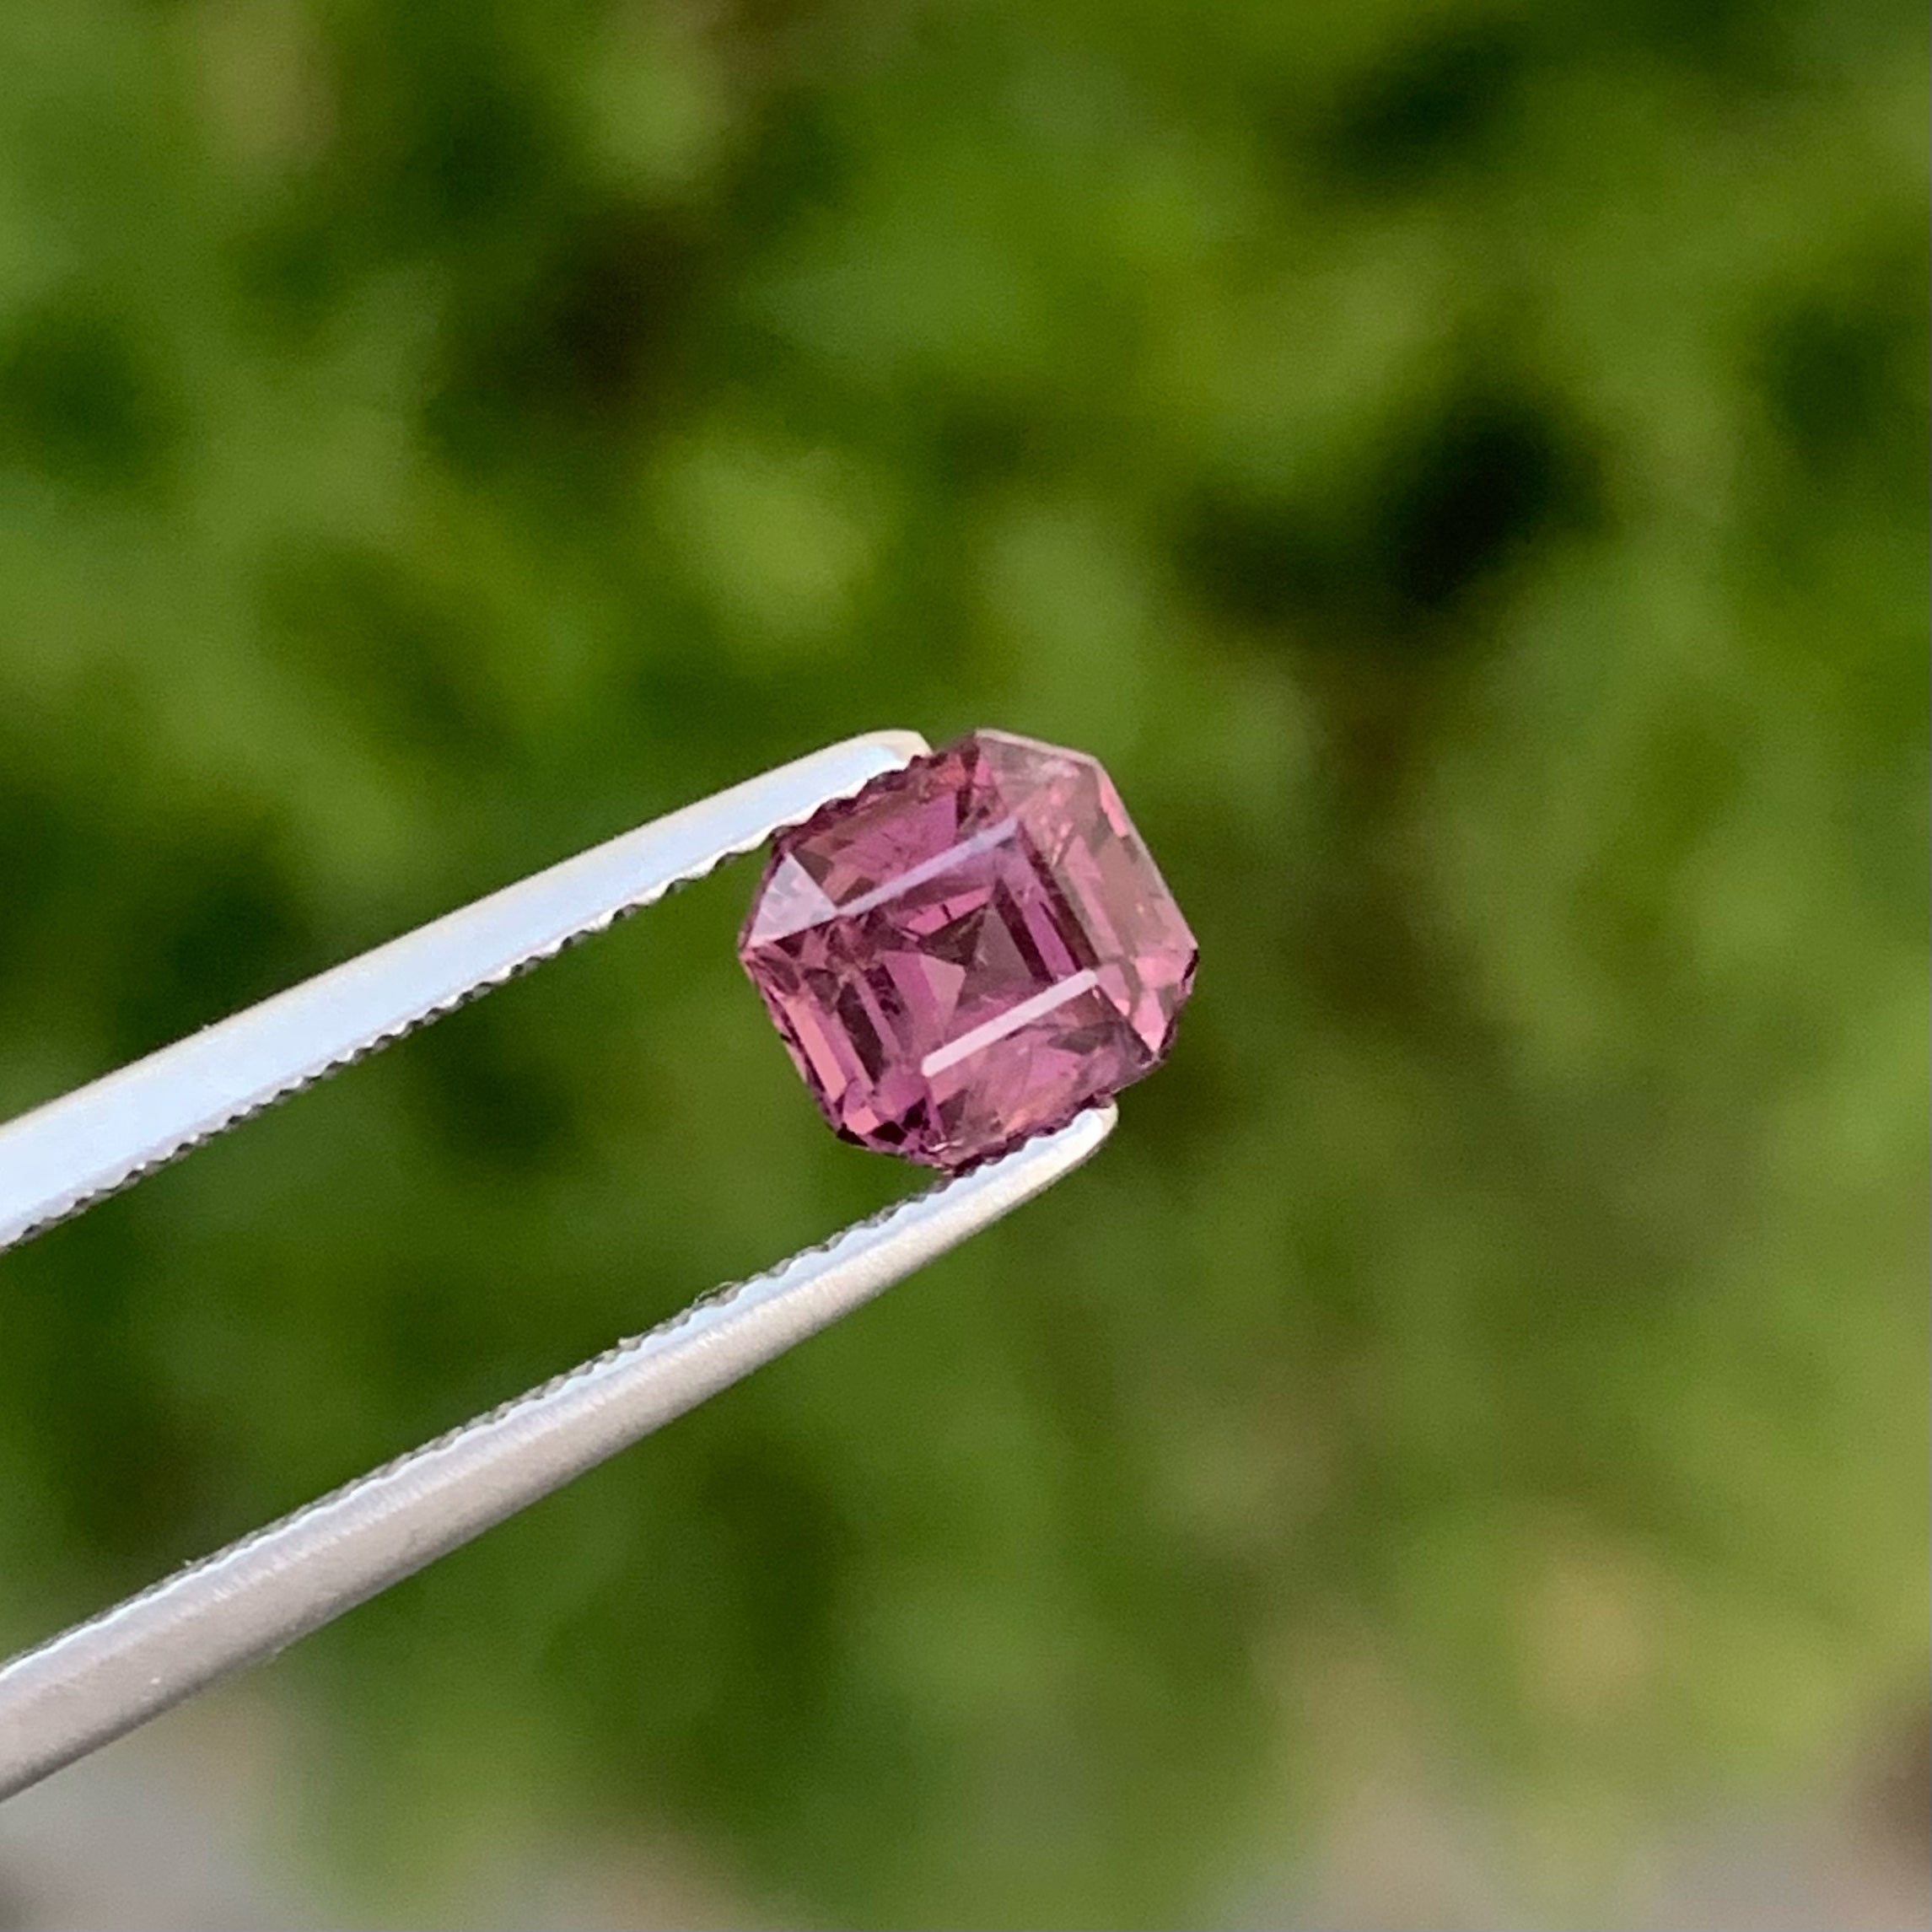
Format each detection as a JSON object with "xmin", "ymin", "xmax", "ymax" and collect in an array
[{"xmin": 738, "ymin": 730, "xmax": 1197, "ymax": 1170}]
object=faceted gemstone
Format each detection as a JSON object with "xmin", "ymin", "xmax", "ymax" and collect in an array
[{"xmin": 738, "ymin": 730, "xmax": 1197, "ymax": 1170}]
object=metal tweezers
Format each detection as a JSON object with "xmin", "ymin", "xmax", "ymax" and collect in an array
[{"xmin": 0, "ymin": 729, "xmax": 1115, "ymax": 1800}]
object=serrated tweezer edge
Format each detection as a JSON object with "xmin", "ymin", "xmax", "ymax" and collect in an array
[
  {"xmin": 0, "ymin": 1101, "xmax": 1114, "ymax": 1800},
  {"xmin": 0, "ymin": 726, "xmax": 1121, "ymax": 1795},
  {"xmin": 0, "ymin": 730, "xmax": 928, "ymax": 1255}
]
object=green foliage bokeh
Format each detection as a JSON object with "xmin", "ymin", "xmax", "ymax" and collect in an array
[{"xmin": 0, "ymin": 0, "xmax": 1924, "ymax": 1922}]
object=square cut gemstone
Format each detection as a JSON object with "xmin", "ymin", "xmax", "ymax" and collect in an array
[{"xmin": 738, "ymin": 729, "xmax": 1197, "ymax": 1169}]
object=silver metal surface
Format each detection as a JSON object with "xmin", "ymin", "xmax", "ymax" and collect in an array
[
  {"xmin": 0, "ymin": 729, "xmax": 928, "ymax": 1256},
  {"xmin": 0, "ymin": 1104, "xmax": 1115, "ymax": 1800}
]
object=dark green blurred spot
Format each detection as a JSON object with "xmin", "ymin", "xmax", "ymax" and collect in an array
[
  {"xmin": 1614, "ymin": 0, "xmax": 1808, "ymax": 82},
  {"xmin": 1316, "ymin": 21, "xmax": 1531, "ymax": 192},
  {"xmin": 0, "ymin": 299, "xmax": 179, "ymax": 491},
  {"xmin": 424, "ymin": 202, "xmax": 710, "ymax": 463},
  {"xmin": 6, "ymin": 1206, "xmax": 201, "ymax": 1570},
  {"xmin": 362, "ymin": 19, "xmax": 559, "ymax": 241},
  {"xmin": 0, "ymin": 764, "xmax": 78, "ymax": 988},
  {"xmin": 1181, "ymin": 387, "xmax": 1600, "ymax": 641},
  {"xmin": 1372, "ymin": 389, "xmax": 1601, "ymax": 614},
  {"xmin": 258, "ymin": 541, "xmax": 509, "ymax": 761},
  {"xmin": 1759, "ymin": 256, "xmax": 1931, "ymax": 480},
  {"xmin": 403, "ymin": 998, "xmax": 585, "ymax": 1175},
  {"xmin": 234, "ymin": 207, "xmax": 348, "ymax": 342},
  {"xmin": 724, "ymin": 83, "xmax": 858, "ymax": 245},
  {"xmin": 108, "ymin": 820, "xmax": 314, "ymax": 1063}
]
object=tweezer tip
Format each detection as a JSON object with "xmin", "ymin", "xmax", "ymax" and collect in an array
[{"xmin": 855, "ymin": 728, "xmax": 934, "ymax": 765}]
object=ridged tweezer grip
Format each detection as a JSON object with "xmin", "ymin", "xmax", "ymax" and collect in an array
[
  {"xmin": 0, "ymin": 731, "xmax": 928, "ymax": 1254},
  {"xmin": 0, "ymin": 1103, "xmax": 1114, "ymax": 1800}
]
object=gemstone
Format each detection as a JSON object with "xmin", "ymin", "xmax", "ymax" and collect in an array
[{"xmin": 738, "ymin": 729, "xmax": 1197, "ymax": 1169}]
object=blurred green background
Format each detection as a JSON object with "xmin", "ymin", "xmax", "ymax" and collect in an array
[{"xmin": 0, "ymin": 0, "xmax": 1924, "ymax": 1924}]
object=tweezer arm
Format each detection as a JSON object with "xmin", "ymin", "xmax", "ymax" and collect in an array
[
  {"xmin": 0, "ymin": 1105, "xmax": 1116, "ymax": 1799},
  {"xmin": 0, "ymin": 730, "xmax": 928, "ymax": 1255}
]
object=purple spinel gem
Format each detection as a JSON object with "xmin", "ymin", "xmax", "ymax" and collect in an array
[{"xmin": 738, "ymin": 730, "xmax": 1197, "ymax": 1170}]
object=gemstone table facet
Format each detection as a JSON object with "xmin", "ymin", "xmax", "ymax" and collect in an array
[{"xmin": 738, "ymin": 730, "xmax": 1197, "ymax": 1170}]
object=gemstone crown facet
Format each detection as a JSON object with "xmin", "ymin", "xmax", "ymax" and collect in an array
[{"xmin": 737, "ymin": 730, "xmax": 1197, "ymax": 1170}]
